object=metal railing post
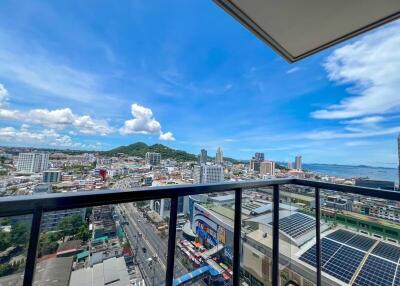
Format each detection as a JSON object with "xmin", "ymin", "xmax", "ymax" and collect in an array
[
  {"xmin": 165, "ymin": 196, "xmax": 178, "ymax": 286},
  {"xmin": 315, "ymin": 187, "xmax": 321, "ymax": 286},
  {"xmin": 272, "ymin": 184, "xmax": 279, "ymax": 286},
  {"xmin": 23, "ymin": 207, "xmax": 43, "ymax": 286},
  {"xmin": 233, "ymin": 188, "xmax": 243, "ymax": 286}
]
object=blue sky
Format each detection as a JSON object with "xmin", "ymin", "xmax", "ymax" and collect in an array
[{"xmin": 0, "ymin": 1, "xmax": 399, "ymax": 167}]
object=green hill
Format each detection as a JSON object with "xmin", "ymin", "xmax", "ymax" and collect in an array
[
  {"xmin": 103, "ymin": 142, "xmax": 240, "ymax": 163},
  {"xmin": 103, "ymin": 142, "xmax": 197, "ymax": 162}
]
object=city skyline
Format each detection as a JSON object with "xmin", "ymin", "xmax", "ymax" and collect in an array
[{"xmin": 0, "ymin": 1, "xmax": 400, "ymax": 167}]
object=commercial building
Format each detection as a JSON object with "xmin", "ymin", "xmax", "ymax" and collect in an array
[
  {"xmin": 193, "ymin": 164, "xmax": 224, "ymax": 184},
  {"xmin": 17, "ymin": 152, "xmax": 49, "ymax": 173},
  {"xmin": 260, "ymin": 161, "xmax": 275, "ymax": 177},
  {"xmin": 43, "ymin": 169, "xmax": 62, "ymax": 183},
  {"xmin": 323, "ymin": 195, "xmax": 352, "ymax": 211},
  {"xmin": 295, "ymin": 155, "xmax": 302, "ymax": 170},
  {"xmin": 355, "ymin": 178, "xmax": 395, "ymax": 191},
  {"xmin": 145, "ymin": 152, "xmax": 161, "ymax": 166},
  {"xmin": 189, "ymin": 195, "xmax": 331, "ymax": 286},
  {"xmin": 215, "ymin": 147, "xmax": 223, "ymax": 164}
]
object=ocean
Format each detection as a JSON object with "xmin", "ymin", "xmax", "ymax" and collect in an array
[{"xmin": 303, "ymin": 164, "xmax": 399, "ymax": 184}]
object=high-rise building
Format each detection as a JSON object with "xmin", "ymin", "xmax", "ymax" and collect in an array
[
  {"xmin": 215, "ymin": 147, "xmax": 223, "ymax": 164},
  {"xmin": 17, "ymin": 152, "xmax": 49, "ymax": 173},
  {"xmin": 193, "ymin": 164, "xmax": 224, "ymax": 184},
  {"xmin": 249, "ymin": 152, "xmax": 265, "ymax": 172},
  {"xmin": 43, "ymin": 170, "xmax": 62, "ymax": 183},
  {"xmin": 260, "ymin": 161, "xmax": 275, "ymax": 176},
  {"xmin": 249, "ymin": 159, "xmax": 261, "ymax": 172},
  {"xmin": 198, "ymin": 149, "xmax": 208, "ymax": 164},
  {"xmin": 145, "ymin": 152, "xmax": 161, "ymax": 166},
  {"xmin": 255, "ymin": 152, "xmax": 265, "ymax": 161},
  {"xmin": 295, "ymin": 155, "xmax": 302, "ymax": 170}
]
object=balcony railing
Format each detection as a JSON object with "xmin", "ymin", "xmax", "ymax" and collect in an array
[{"xmin": 0, "ymin": 178, "xmax": 399, "ymax": 286}]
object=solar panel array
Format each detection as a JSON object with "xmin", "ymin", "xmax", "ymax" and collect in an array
[
  {"xmin": 353, "ymin": 256, "xmax": 397, "ymax": 286},
  {"xmin": 299, "ymin": 229, "xmax": 400, "ymax": 285},
  {"xmin": 371, "ymin": 242, "xmax": 400, "ymax": 263},
  {"xmin": 299, "ymin": 239, "xmax": 341, "ymax": 268},
  {"xmin": 269, "ymin": 213, "xmax": 315, "ymax": 238}
]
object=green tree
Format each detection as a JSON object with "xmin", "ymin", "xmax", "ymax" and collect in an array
[
  {"xmin": 0, "ymin": 263, "xmax": 13, "ymax": 277},
  {"xmin": 0, "ymin": 232, "xmax": 11, "ymax": 251},
  {"xmin": 0, "ymin": 218, "xmax": 11, "ymax": 226},
  {"xmin": 57, "ymin": 215, "xmax": 84, "ymax": 241},
  {"xmin": 11, "ymin": 222, "xmax": 29, "ymax": 247},
  {"xmin": 38, "ymin": 233, "xmax": 59, "ymax": 257},
  {"xmin": 76, "ymin": 224, "xmax": 90, "ymax": 241}
]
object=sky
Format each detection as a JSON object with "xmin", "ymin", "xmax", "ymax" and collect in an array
[{"xmin": 0, "ymin": 1, "xmax": 399, "ymax": 167}]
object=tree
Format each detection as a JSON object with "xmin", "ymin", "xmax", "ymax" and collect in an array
[
  {"xmin": 38, "ymin": 233, "xmax": 59, "ymax": 257},
  {"xmin": 57, "ymin": 215, "xmax": 84, "ymax": 241},
  {"xmin": 76, "ymin": 224, "xmax": 90, "ymax": 241},
  {"xmin": 11, "ymin": 222, "xmax": 29, "ymax": 247},
  {"xmin": 0, "ymin": 218, "xmax": 11, "ymax": 226},
  {"xmin": 0, "ymin": 263, "xmax": 12, "ymax": 277},
  {"xmin": 0, "ymin": 232, "xmax": 11, "ymax": 251}
]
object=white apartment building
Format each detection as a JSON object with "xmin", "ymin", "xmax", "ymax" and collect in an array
[
  {"xmin": 145, "ymin": 152, "xmax": 161, "ymax": 166},
  {"xmin": 193, "ymin": 164, "xmax": 224, "ymax": 184},
  {"xmin": 17, "ymin": 152, "xmax": 49, "ymax": 173}
]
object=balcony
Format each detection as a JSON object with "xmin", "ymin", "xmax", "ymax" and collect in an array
[{"xmin": 0, "ymin": 179, "xmax": 399, "ymax": 286}]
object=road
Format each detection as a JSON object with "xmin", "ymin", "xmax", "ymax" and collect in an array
[{"xmin": 118, "ymin": 203, "xmax": 190, "ymax": 285}]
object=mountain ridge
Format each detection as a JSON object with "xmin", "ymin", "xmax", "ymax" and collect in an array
[{"xmin": 102, "ymin": 142, "xmax": 240, "ymax": 163}]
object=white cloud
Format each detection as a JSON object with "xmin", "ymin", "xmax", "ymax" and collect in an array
[
  {"xmin": 0, "ymin": 107, "xmax": 113, "ymax": 135},
  {"xmin": 159, "ymin": 131, "xmax": 175, "ymax": 141},
  {"xmin": 342, "ymin": 116, "xmax": 384, "ymax": 125},
  {"xmin": 0, "ymin": 125, "xmax": 78, "ymax": 147},
  {"xmin": 312, "ymin": 22, "xmax": 400, "ymax": 119},
  {"xmin": 0, "ymin": 84, "xmax": 113, "ymax": 135},
  {"xmin": 305, "ymin": 126, "xmax": 400, "ymax": 140},
  {"xmin": 119, "ymin": 103, "xmax": 166, "ymax": 134},
  {"xmin": 345, "ymin": 141, "xmax": 370, "ymax": 147},
  {"xmin": 287, "ymin": 67, "xmax": 300, "ymax": 74},
  {"xmin": 0, "ymin": 83, "xmax": 8, "ymax": 108}
]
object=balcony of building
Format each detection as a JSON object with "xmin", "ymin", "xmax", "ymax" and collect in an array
[{"xmin": 1, "ymin": 179, "xmax": 400, "ymax": 286}]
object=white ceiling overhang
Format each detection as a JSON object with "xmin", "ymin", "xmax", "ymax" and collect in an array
[{"xmin": 214, "ymin": 0, "xmax": 400, "ymax": 62}]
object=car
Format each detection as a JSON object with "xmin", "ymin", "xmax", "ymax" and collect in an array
[{"xmin": 142, "ymin": 247, "xmax": 147, "ymax": 253}]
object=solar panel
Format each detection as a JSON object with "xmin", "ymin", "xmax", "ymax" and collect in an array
[
  {"xmin": 394, "ymin": 270, "xmax": 400, "ymax": 286},
  {"xmin": 353, "ymin": 256, "xmax": 397, "ymax": 286},
  {"xmin": 299, "ymin": 238, "xmax": 341, "ymax": 268},
  {"xmin": 346, "ymin": 235, "xmax": 376, "ymax": 252},
  {"xmin": 322, "ymin": 246, "xmax": 365, "ymax": 283},
  {"xmin": 325, "ymin": 229, "xmax": 355, "ymax": 243},
  {"xmin": 372, "ymin": 242, "xmax": 400, "ymax": 263},
  {"xmin": 271, "ymin": 213, "xmax": 315, "ymax": 238}
]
